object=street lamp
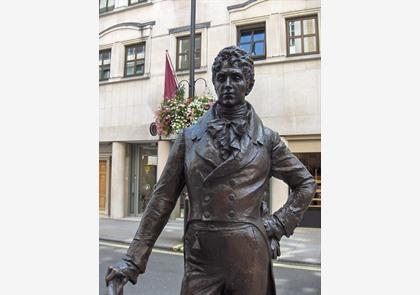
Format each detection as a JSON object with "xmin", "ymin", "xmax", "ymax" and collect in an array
[{"xmin": 189, "ymin": 0, "xmax": 196, "ymax": 98}]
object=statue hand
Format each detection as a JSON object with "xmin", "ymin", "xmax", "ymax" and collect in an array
[
  {"xmin": 263, "ymin": 215, "xmax": 285, "ymax": 241},
  {"xmin": 263, "ymin": 215, "xmax": 285, "ymax": 259},
  {"xmin": 105, "ymin": 266, "xmax": 129, "ymax": 295}
]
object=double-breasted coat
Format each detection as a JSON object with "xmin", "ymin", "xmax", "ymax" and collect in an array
[{"xmin": 119, "ymin": 102, "xmax": 316, "ymax": 294}]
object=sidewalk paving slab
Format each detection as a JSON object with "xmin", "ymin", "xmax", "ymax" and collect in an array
[{"xmin": 99, "ymin": 217, "xmax": 320, "ymax": 265}]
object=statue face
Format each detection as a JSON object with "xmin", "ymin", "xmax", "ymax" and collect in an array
[{"xmin": 214, "ymin": 62, "xmax": 248, "ymax": 107}]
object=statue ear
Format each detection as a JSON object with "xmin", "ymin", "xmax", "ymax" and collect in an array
[{"xmin": 246, "ymin": 79, "xmax": 255, "ymax": 96}]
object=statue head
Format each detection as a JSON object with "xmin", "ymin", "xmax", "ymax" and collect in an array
[{"xmin": 211, "ymin": 46, "xmax": 255, "ymax": 107}]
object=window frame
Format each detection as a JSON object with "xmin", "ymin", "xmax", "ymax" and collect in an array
[
  {"xmin": 237, "ymin": 23, "xmax": 267, "ymax": 60},
  {"xmin": 124, "ymin": 43, "xmax": 146, "ymax": 78},
  {"xmin": 99, "ymin": 49, "xmax": 112, "ymax": 81},
  {"xmin": 128, "ymin": 0, "xmax": 147, "ymax": 6},
  {"xmin": 175, "ymin": 34, "xmax": 202, "ymax": 72},
  {"xmin": 286, "ymin": 14, "xmax": 319, "ymax": 57},
  {"xmin": 99, "ymin": 0, "xmax": 115, "ymax": 14}
]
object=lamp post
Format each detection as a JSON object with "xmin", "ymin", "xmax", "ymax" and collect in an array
[
  {"xmin": 189, "ymin": 0, "xmax": 196, "ymax": 98},
  {"xmin": 184, "ymin": 0, "xmax": 196, "ymax": 232}
]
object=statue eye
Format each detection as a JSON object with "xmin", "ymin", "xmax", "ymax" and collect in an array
[{"xmin": 233, "ymin": 74, "xmax": 242, "ymax": 81}]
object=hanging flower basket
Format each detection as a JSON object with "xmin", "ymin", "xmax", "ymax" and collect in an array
[{"xmin": 155, "ymin": 86, "xmax": 215, "ymax": 137}]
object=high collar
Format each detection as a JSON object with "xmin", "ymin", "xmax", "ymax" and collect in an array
[
  {"xmin": 215, "ymin": 101, "xmax": 249, "ymax": 121},
  {"xmin": 191, "ymin": 101, "xmax": 265, "ymax": 145}
]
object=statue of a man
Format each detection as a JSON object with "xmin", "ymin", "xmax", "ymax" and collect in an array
[{"xmin": 106, "ymin": 46, "xmax": 316, "ymax": 295}]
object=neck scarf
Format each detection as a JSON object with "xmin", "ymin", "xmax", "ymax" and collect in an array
[{"xmin": 206, "ymin": 102, "xmax": 250, "ymax": 160}]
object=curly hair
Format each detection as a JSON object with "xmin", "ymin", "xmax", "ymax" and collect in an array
[{"xmin": 211, "ymin": 46, "xmax": 255, "ymax": 96}]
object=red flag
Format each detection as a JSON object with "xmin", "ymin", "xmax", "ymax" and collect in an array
[{"xmin": 164, "ymin": 52, "xmax": 177, "ymax": 100}]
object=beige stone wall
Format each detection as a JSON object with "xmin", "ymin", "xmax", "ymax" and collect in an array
[{"xmin": 99, "ymin": 0, "xmax": 321, "ymax": 141}]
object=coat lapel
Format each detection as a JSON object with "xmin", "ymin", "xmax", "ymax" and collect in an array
[
  {"xmin": 191, "ymin": 108, "xmax": 221, "ymax": 169},
  {"xmin": 194, "ymin": 102, "xmax": 265, "ymax": 184}
]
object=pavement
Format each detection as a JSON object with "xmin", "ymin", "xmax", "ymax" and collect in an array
[{"xmin": 100, "ymin": 217, "xmax": 321, "ymax": 265}]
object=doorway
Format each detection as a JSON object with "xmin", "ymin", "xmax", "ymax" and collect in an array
[
  {"xmin": 129, "ymin": 144, "xmax": 158, "ymax": 216},
  {"xmin": 294, "ymin": 152, "xmax": 321, "ymax": 228},
  {"xmin": 99, "ymin": 160, "xmax": 107, "ymax": 213}
]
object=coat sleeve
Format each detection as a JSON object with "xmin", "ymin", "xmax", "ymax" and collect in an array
[
  {"xmin": 270, "ymin": 131, "xmax": 316, "ymax": 237},
  {"xmin": 119, "ymin": 130, "xmax": 186, "ymax": 284}
]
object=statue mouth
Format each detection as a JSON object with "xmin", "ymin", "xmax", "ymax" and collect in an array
[{"xmin": 222, "ymin": 92, "xmax": 234, "ymax": 97}]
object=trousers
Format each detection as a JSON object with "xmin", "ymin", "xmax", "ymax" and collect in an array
[{"xmin": 180, "ymin": 221, "xmax": 271, "ymax": 295}]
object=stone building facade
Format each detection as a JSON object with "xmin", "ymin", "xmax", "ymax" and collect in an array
[{"xmin": 99, "ymin": 0, "xmax": 321, "ymax": 227}]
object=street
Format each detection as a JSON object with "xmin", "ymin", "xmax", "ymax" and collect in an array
[{"xmin": 99, "ymin": 242, "xmax": 320, "ymax": 295}]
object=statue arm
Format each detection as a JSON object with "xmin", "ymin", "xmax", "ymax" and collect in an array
[
  {"xmin": 269, "ymin": 132, "xmax": 316, "ymax": 238},
  {"xmin": 111, "ymin": 130, "xmax": 186, "ymax": 284}
]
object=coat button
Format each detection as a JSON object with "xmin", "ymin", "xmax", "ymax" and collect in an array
[
  {"xmin": 228, "ymin": 194, "xmax": 235, "ymax": 201},
  {"xmin": 228, "ymin": 210, "xmax": 235, "ymax": 217},
  {"xmin": 204, "ymin": 195, "xmax": 211, "ymax": 202},
  {"xmin": 203, "ymin": 211, "xmax": 210, "ymax": 218}
]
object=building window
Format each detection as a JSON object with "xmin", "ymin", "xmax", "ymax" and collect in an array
[
  {"xmin": 237, "ymin": 23, "xmax": 266, "ymax": 60},
  {"xmin": 99, "ymin": 49, "xmax": 111, "ymax": 81},
  {"xmin": 99, "ymin": 0, "xmax": 114, "ymax": 14},
  {"xmin": 286, "ymin": 15, "xmax": 319, "ymax": 56},
  {"xmin": 129, "ymin": 0, "xmax": 147, "ymax": 5},
  {"xmin": 124, "ymin": 43, "xmax": 146, "ymax": 77},
  {"xmin": 176, "ymin": 34, "xmax": 201, "ymax": 71}
]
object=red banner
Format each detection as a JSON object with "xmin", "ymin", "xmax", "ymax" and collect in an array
[{"xmin": 164, "ymin": 52, "xmax": 177, "ymax": 100}]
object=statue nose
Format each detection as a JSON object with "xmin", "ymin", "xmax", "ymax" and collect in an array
[{"xmin": 225, "ymin": 77, "xmax": 233, "ymax": 88}]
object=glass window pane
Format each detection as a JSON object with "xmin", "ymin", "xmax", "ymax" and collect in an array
[
  {"xmin": 127, "ymin": 47, "xmax": 135, "ymax": 61},
  {"xmin": 126, "ymin": 61, "xmax": 135, "ymax": 75},
  {"xmin": 195, "ymin": 36, "xmax": 201, "ymax": 51},
  {"xmin": 288, "ymin": 20, "xmax": 301, "ymax": 37},
  {"xmin": 179, "ymin": 39, "xmax": 189, "ymax": 54},
  {"xmin": 289, "ymin": 38, "xmax": 302, "ymax": 54},
  {"xmin": 303, "ymin": 18, "xmax": 316, "ymax": 35},
  {"xmin": 254, "ymin": 30, "xmax": 265, "ymax": 41},
  {"xmin": 102, "ymin": 50, "xmax": 110, "ymax": 61},
  {"xmin": 303, "ymin": 36, "xmax": 317, "ymax": 53},
  {"xmin": 240, "ymin": 31, "xmax": 252, "ymax": 43},
  {"xmin": 103, "ymin": 69, "xmax": 110, "ymax": 79},
  {"xmin": 136, "ymin": 50, "xmax": 144, "ymax": 60},
  {"xmin": 135, "ymin": 63, "xmax": 144, "ymax": 75},
  {"xmin": 194, "ymin": 52, "xmax": 200, "ymax": 68},
  {"xmin": 99, "ymin": 0, "xmax": 107, "ymax": 9},
  {"xmin": 135, "ymin": 44, "xmax": 143, "ymax": 52},
  {"xmin": 254, "ymin": 42, "xmax": 265, "ymax": 56},
  {"xmin": 179, "ymin": 54, "xmax": 188, "ymax": 70},
  {"xmin": 239, "ymin": 43, "xmax": 251, "ymax": 53}
]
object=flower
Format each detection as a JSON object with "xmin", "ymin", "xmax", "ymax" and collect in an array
[{"xmin": 154, "ymin": 85, "xmax": 215, "ymax": 136}]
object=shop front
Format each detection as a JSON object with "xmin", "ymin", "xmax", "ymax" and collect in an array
[{"xmin": 129, "ymin": 143, "xmax": 158, "ymax": 217}]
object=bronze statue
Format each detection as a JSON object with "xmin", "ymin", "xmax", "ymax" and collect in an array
[{"xmin": 105, "ymin": 46, "xmax": 316, "ymax": 295}]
